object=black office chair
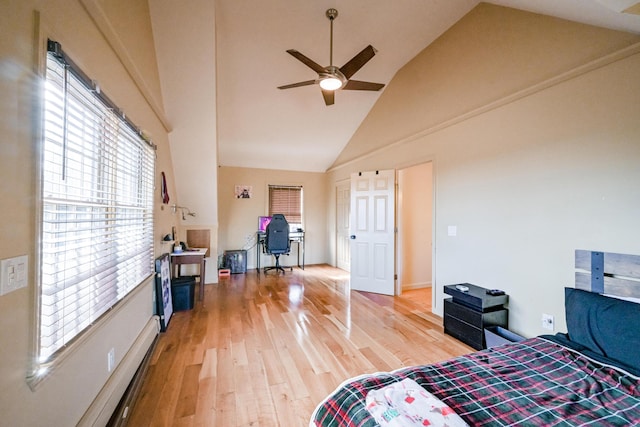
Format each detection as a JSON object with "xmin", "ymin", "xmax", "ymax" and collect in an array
[{"xmin": 263, "ymin": 214, "xmax": 292, "ymax": 274}]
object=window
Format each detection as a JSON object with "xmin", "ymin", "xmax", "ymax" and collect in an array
[
  {"xmin": 268, "ymin": 185, "xmax": 303, "ymax": 226},
  {"xmin": 36, "ymin": 41, "xmax": 155, "ymax": 368}
]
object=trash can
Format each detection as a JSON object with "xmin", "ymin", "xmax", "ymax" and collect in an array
[
  {"xmin": 171, "ymin": 276, "xmax": 195, "ymax": 311},
  {"xmin": 484, "ymin": 326, "xmax": 525, "ymax": 348}
]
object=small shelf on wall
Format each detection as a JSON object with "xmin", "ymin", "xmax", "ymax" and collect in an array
[{"xmin": 160, "ymin": 240, "xmax": 175, "ymax": 255}]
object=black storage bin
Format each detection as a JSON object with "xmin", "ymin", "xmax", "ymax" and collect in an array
[
  {"xmin": 224, "ymin": 250, "xmax": 247, "ymax": 274},
  {"xmin": 171, "ymin": 276, "xmax": 195, "ymax": 311},
  {"xmin": 484, "ymin": 326, "xmax": 525, "ymax": 348}
]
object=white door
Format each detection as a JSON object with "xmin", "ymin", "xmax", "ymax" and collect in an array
[
  {"xmin": 336, "ymin": 180, "xmax": 351, "ymax": 271},
  {"xmin": 350, "ymin": 170, "xmax": 395, "ymax": 295}
]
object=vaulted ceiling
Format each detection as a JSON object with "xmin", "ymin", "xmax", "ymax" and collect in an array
[{"xmin": 156, "ymin": 0, "xmax": 640, "ymax": 173}]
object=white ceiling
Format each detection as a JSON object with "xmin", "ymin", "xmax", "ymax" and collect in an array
[{"xmin": 212, "ymin": 0, "xmax": 640, "ymax": 172}]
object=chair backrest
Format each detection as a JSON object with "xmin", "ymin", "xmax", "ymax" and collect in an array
[{"xmin": 265, "ymin": 214, "xmax": 290, "ymax": 254}]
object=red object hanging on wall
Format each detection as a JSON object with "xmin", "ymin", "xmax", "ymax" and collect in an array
[{"xmin": 161, "ymin": 172, "xmax": 170, "ymax": 204}]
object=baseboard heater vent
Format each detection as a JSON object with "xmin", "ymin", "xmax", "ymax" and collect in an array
[
  {"xmin": 106, "ymin": 332, "xmax": 159, "ymax": 426},
  {"xmin": 78, "ymin": 316, "xmax": 159, "ymax": 427}
]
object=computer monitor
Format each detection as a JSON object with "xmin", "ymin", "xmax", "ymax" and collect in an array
[{"xmin": 258, "ymin": 215, "xmax": 272, "ymax": 232}]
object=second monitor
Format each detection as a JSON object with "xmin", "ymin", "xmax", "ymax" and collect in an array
[{"xmin": 258, "ymin": 215, "xmax": 272, "ymax": 232}]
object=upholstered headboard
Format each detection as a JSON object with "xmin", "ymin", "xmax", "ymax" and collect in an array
[{"xmin": 575, "ymin": 250, "xmax": 640, "ymax": 300}]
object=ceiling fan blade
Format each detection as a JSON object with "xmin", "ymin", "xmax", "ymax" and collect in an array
[
  {"xmin": 286, "ymin": 49, "xmax": 326, "ymax": 74},
  {"xmin": 278, "ymin": 80, "xmax": 317, "ymax": 90},
  {"xmin": 339, "ymin": 45, "xmax": 377, "ymax": 80},
  {"xmin": 321, "ymin": 89, "xmax": 335, "ymax": 106},
  {"xmin": 342, "ymin": 80, "xmax": 385, "ymax": 91}
]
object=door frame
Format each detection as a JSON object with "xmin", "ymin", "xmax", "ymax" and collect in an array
[
  {"xmin": 335, "ymin": 161, "xmax": 435, "ymax": 305},
  {"xmin": 335, "ymin": 179, "xmax": 351, "ymax": 271}
]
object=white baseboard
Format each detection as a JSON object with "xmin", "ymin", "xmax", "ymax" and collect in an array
[
  {"xmin": 402, "ymin": 281, "xmax": 432, "ymax": 291},
  {"xmin": 77, "ymin": 316, "xmax": 159, "ymax": 427}
]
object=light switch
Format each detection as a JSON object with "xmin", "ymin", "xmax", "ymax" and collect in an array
[
  {"xmin": 1, "ymin": 255, "xmax": 28, "ymax": 296},
  {"xmin": 447, "ymin": 225, "xmax": 457, "ymax": 237}
]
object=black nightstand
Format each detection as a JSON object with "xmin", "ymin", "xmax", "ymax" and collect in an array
[{"xmin": 443, "ymin": 283, "xmax": 508, "ymax": 350}]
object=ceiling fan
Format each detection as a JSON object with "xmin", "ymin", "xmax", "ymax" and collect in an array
[{"xmin": 278, "ymin": 8, "xmax": 385, "ymax": 106}]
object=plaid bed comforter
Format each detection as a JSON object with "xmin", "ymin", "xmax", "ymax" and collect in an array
[{"xmin": 310, "ymin": 337, "xmax": 640, "ymax": 426}]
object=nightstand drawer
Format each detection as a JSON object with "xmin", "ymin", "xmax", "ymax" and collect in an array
[
  {"xmin": 444, "ymin": 314, "xmax": 484, "ymax": 350},
  {"xmin": 444, "ymin": 299, "xmax": 482, "ymax": 327}
]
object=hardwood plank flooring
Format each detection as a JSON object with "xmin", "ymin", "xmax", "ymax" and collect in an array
[{"xmin": 125, "ymin": 265, "xmax": 473, "ymax": 426}]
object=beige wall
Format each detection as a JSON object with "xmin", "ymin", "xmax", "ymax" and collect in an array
[
  {"xmin": 0, "ymin": 1, "xmax": 181, "ymax": 424},
  {"xmin": 149, "ymin": 0, "xmax": 219, "ymax": 284},
  {"xmin": 328, "ymin": 4, "xmax": 640, "ymax": 338},
  {"xmin": 332, "ymin": 4, "xmax": 640, "ymax": 168},
  {"xmin": 149, "ymin": 0, "xmax": 219, "ymax": 274},
  {"xmin": 218, "ymin": 166, "xmax": 328, "ymax": 269}
]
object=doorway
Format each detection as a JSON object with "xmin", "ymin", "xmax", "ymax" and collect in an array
[
  {"xmin": 397, "ymin": 162, "xmax": 433, "ymax": 295},
  {"xmin": 336, "ymin": 163, "xmax": 433, "ymax": 300}
]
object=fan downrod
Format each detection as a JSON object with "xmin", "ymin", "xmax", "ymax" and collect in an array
[{"xmin": 326, "ymin": 9, "xmax": 338, "ymax": 67}]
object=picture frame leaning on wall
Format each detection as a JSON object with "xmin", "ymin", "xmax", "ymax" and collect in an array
[{"xmin": 154, "ymin": 253, "xmax": 173, "ymax": 331}]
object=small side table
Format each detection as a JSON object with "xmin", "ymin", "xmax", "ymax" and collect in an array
[
  {"xmin": 170, "ymin": 248, "xmax": 207, "ymax": 301},
  {"xmin": 443, "ymin": 283, "xmax": 508, "ymax": 350}
]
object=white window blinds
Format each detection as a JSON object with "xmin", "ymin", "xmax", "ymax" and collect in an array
[
  {"xmin": 39, "ymin": 42, "xmax": 155, "ymax": 363},
  {"xmin": 268, "ymin": 185, "xmax": 303, "ymax": 224}
]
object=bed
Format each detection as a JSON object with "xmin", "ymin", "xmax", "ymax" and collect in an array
[{"xmin": 310, "ymin": 250, "xmax": 640, "ymax": 426}]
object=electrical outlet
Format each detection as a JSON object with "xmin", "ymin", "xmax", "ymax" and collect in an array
[
  {"xmin": 107, "ymin": 348, "xmax": 115, "ymax": 372},
  {"xmin": 0, "ymin": 255, "xmax": 28, "ymax": 296},
  {"xmin": 542, "ymin": 313, "xmax": 554, "ymax": 331}
]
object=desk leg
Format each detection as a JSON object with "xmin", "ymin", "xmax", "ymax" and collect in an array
[
  {"xmin": 296, "ymin": 241, "xmax": 300, "ymax": 268},
  {"xmin": 293, "ymin": 239, "xmax": 305, "ymax": 270},
  {"xmin": 199, "ymin": 257, "xmax": 206, "ymax": 301},
  {"xmin": 256, "ymin": 242, "xmax": 260, "ymax": 272}
]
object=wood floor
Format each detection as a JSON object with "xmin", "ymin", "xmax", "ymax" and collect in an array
[{"xmin": 125, "ymin": 265, "xmax": 473, "ymax": 426}]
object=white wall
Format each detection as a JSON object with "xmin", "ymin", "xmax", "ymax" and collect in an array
[{"xmin": 328, "ymin": 4, "xmax": 640, "ymax": 338}]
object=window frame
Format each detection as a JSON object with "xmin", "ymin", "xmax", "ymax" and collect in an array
[
  {"xmin": 29, "ymin": 40, "xmax": 156, "ymax": 387},
  {"xmin": 268, "ymin": 184, "xmax": 303, "ymax": 228}
]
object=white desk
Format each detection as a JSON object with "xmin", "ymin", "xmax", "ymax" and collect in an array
[
  {"xmin": 256, "ymin": 230, "xmax": 305, "ymax": 271},
  {"xmin": 170, "ymin": 248, "xmax": 207, "ymax": 301}
]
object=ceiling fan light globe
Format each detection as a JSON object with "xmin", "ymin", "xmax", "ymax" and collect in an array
[{"xmin": 319, "ymin": 77, "xmax": 343, "ymax": 91}]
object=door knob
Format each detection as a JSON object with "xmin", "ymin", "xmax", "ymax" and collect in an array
[{"xmin": 350, "ymin": 235, "xmax": 356, "ymax": 239}]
